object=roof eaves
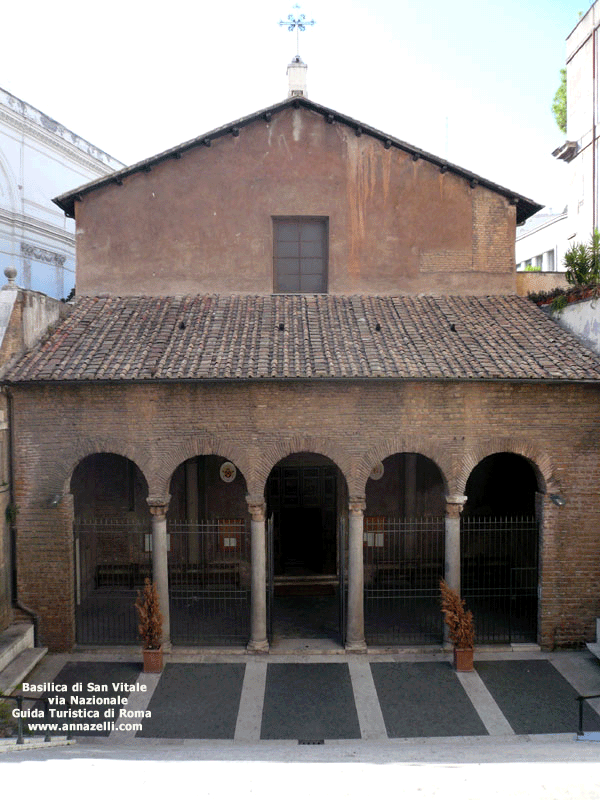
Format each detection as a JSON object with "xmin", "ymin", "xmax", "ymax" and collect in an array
[{"xmin": 6, "ymin": 375, "xmax": 600, "ymax": 387}]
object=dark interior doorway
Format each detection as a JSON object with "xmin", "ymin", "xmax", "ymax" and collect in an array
[
  {"xmin": 279, "ymin": 507, "xmax": 324, "ymax": 575},
  {"xmin": 266, "ymin": 455, "xmax": 343, "ymax": 642},
  {"xmin": 462, "ymin": 452, "xmax": 539, "ymax": 643},
  {"xmin": 267, "ymin": 462, "xmax": 337, "ymax": 578}
]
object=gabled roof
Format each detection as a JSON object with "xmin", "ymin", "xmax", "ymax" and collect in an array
[
  {"xmin": 53, "ymin": 96, "xmax": 542, "ymax": 225},
  {"xmin": 7, "ymin": 293, "xmax": 600, "ymax": 384}
]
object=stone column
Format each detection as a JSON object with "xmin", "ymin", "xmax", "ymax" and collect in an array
[
  {"xmin": 444, "ymin": 494, "xmax": 467, "ymax": 647},
  {"xmin": 246, "ymin": 495, "xmax": 269, "ymax": 653},
  {"xmin": 444, "ymin": 495, "xmax": 466, "ymax": 594},
  {"xmin": 147, "ymin": 496, "xmax": 171, "ymax": 651},
  {"xmin": 346, "ymin": 496, "xmax": 367, "ymax": 653}
]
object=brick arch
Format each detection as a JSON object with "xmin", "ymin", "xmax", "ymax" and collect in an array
[
  {"xmin": 357, "ymin": 437, "xmax": 451, "ymax": 496},
  {"xmin": 457, "ymin": 439, "xmax": 553, "ymax": 496},
  {"xmin": 150, "ymin": 435, "xmax": 252, "ymax": 499},
  {"xmin": 59, "ymin": 437, "xmax": 152, "ymax": 494},
  {"xmin": 253, "ymin": 435, "xmax": 353, "ymax": 497}
]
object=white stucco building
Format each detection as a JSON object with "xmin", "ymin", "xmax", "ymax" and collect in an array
[
  {"xmin": 554, "ymin": 3, "xmax": 600, "ymax": 244},
  {"xmin": 515, "ymin": 209, "xmax": 568, "ymax": 272},
  {"xmin": 516, "ymin": 4, "xmax": 600, "ymax": 295},
  {"xmin": 0, "ymin": 87, "xmax": 123, "ymax": 300}
]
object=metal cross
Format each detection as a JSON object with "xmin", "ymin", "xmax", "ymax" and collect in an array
[{"xmin": 279, "ymin": 5, "xmax": 315, "ymax": 57}]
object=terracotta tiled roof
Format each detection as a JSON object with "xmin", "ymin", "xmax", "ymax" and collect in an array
[{"xmin": 6, "ymin": 294, "xmax": 600, "ymax": 383}]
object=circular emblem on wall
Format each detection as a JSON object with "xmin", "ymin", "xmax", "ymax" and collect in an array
[
  {"xmin": 369, "ymin": 462, "xmax": 384, "ymax": 481},
  {"xmin": 220, "ymin": 461, "xmax": 237, "ymax": 483}
]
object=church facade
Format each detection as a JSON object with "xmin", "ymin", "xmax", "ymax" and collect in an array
[{"xmin": 6, "ymin": 97, "xmax": 600, "ymax": 653}]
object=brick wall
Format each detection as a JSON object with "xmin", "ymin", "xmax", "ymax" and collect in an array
[
  {"xmin": 9, "ymin": 378, "xmax": 600, "ymax": 650},
  {"xmin": 74, "ymin": 106, "xmax": 518, "ymax": 298}
]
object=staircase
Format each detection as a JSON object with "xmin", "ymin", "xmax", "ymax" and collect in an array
[
  {"xmin": 586, "ymin": 619, "xmax": 600, "ymax": 661},
  {"xmin": 0, "ymin": 624, "xmax": 47, "ymax": 694}
]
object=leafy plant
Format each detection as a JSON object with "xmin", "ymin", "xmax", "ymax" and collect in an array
[
  {"xmin": 552, "ymin": 67, "xmax": 567, "ymax": 135},
  {"xmin": 551, "ymin": 293, "xmax": 568, "ymax": 313},
  {"xmin": 135, "ymin": 578, "xmax": 163, "ymax": 650},
  {"xmin": 564, "ymin": 230, "xmax": 600, "ymax": 286},
  {"xmin": 440, "ymin": 579, "xmax": 474, "ymax": 649}
]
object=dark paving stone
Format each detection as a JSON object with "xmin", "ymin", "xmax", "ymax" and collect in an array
[
  {"xmin": 271, "ymin": 594, "xmax": 340, "ymax": 639},
  {"xmin": 476, "ymin": 660, "xmax": 600, "ymax": 734},
  {"xmin": 261, "ymin": 663, "xmax": 360, "ymax": 740},
  {"xmin": 370, "ymin": 661, "xmax": 488, "ymax": 738},
  {"xmin": 136, "ymin": 663, "xmax": 245, "ymax": 739},
  {"xmin": 33, "ymin": 662, "xmax": 140, "ymax": 737}
]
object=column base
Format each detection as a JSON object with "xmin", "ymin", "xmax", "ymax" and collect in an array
[
  {"xmin": 345, "ymin": 639, "xmax": 368, "ymax": 654},
  {"xmin": 161, "ymin": 640, "xmax": 172, "ymax": 654},
  {"xmin": 246, "ymin": 639, "xmax": 269, "ymax": 654}
]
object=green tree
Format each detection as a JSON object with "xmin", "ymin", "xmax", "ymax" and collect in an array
[
  {"xmin": 552, "ymin": 68, "xmax": 567, "ymax": 134},
  {"xmin": 564, "ymin": 229, "xmax": 600, "ymax": 285}
]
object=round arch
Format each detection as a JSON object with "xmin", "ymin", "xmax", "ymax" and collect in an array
[
  {"xmin": 255, "ymin": 435, "xmax": 353, "ymax": 497},
  {"xmin": 359, "ymin": 437, "xmax": 450, "ymax": 497},
  {"xmin": 70, "ymin": 451, "xmax": 150, "ymax": 519},
  {"xmin": 457, "ymin": 439, "xmax": 552, "ymax": 498},
  {"xmin": 150, "ymin": 435, "xmax": 253, "ymax": 500},
  {"xmin": 61, "ymin": 438, "xmax": 152, "ymax": 497},
  {"xmin": 464, "ymin": 452, "xmax": 540, "ymax": 516},
  {"xmin": 365, "ymin": 451, "xmax": 447, "ymax": 518},
  {"xmin": 166, "ymin": 453, "xmax": 249, "ymax": 522}
]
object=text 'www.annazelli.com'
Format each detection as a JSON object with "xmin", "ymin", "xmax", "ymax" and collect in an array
[{"xmin": 24, "ymin": 721, "xmax": 143, "ymax": 733}]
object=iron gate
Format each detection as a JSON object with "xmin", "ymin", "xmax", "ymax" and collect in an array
[
  {"xmin": 461, "ymin": 516, "xmax": 539, "ymax": 643},
  {"xmin": 168, "ymin": 519, "xmax": 251, "ymax": 645},
  {"xmin": 363, "ymin": 516, "xmax": 445, "ymax": 645},
  {"xmin": 74, "ymin": 518, "xmax": 152, "ymax": 644},
  {"xmin": 267, "ymin": 514, "xmax": 274, "ymax": 642},
  {"xmin": 338, "ymin": 515, "xmax": 347, "ymax": 645}
]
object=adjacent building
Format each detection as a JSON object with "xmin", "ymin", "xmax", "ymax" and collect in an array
[
  {"xmin": 0, "ymin": 86, "xmax": 123, "ymax": 300},
  {"xmin": 554, "ymin": 3, "xmax": 600, "ymax": 244},
  {"xmin": 518, "ymin": 3, "xmax": 600, "ymax": 296}
]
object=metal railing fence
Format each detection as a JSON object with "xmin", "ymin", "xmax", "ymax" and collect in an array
[
  {"xmin": 168, "ymin": 519, "xmax": 251, "ymax": 645},
  {"xmin": 74, "ymin": 518, "xmax": 151, "ymax": 645},
  {"xmin": 74, "ymin": 518, "xmax": 250, "ymax": 646},
  {"xmin": 363, "ymin": 516, "xmax": 445, "ymax": 645},
  {"xmin": 461, "ymin": 516, "xmax": 539, "ymax": 644}
]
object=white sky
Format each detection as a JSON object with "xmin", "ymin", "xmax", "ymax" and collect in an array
[{"xmin": 0, "ymin": 0, "xmax": 590, "ymax": 210}]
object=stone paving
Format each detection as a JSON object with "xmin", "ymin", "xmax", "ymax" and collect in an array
[{"xmin": 3, "ymin": 646, "xmax": 600, "ymax": 748}]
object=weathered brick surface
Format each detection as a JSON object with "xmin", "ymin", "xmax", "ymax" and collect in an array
[
  {"xmin": 10, "ymin": 378, "xmax": 600, "ymax": 651},
  {"xmin": 71, "ymin": 105, "xmax": 521, "ymax": 297}
]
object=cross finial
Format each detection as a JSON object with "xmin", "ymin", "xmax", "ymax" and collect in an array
[{"xmin": 279, "ymin": 5, "xmax": 315, "ymax": 57}]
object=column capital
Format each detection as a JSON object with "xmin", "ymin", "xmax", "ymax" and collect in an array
[
  {"xmin": 446, "ymin": 494, "xmax": 467, "ymax": 505},
  {"xmin": 349, "ymin": 496, "xmax": 366, "ymax": 514},
  {"xmin": 445, "ymin": 495, "xmax": 467, "ymax": 517},
  {"xmin": 246, "ymin": 494, "xmax": 266, "ymax": 521},
  {"xmin": 147, "ymin": 495, "xmax": 171, "ymax": 517}
]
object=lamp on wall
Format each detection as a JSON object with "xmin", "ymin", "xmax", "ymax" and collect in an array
[
  {"xmin": 46, "ymin": 493, "xmax": 63, "ymax": 508},
  {"xmin": 550, "ymin": 493, "xmax": 566, "ymax": 507}
]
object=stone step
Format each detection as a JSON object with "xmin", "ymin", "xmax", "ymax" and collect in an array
[
  {"xmin": 0, "ymin": 646, "xmax": 47, "ymax": 695},
  {"xmin": 0, "ymin": 623, "xmax": 34, "ymax": 673},
  {"xmin": 586, "ymin": 641, "xmax": 600, "ymax": 660},
  {"xmin": 586, "ymin": 618, "xmax": 600, "ymax": 661}
]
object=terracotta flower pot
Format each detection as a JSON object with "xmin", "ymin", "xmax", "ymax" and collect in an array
[
  {"xmin": 453, "ymin": 647, "xmax": 474, "ymax": 672},
  {"xmin": 142, "ymin": 647, "xmax": 163, "ymax": 673}
]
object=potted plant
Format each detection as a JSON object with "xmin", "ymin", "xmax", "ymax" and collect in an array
[
  {"xmin": 440, "ymin": 579, "xmax": 475, "ymax": 671},
  {"xmin": 135, "ymin": 577, "xmax": 163, "ymax": 673}
]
